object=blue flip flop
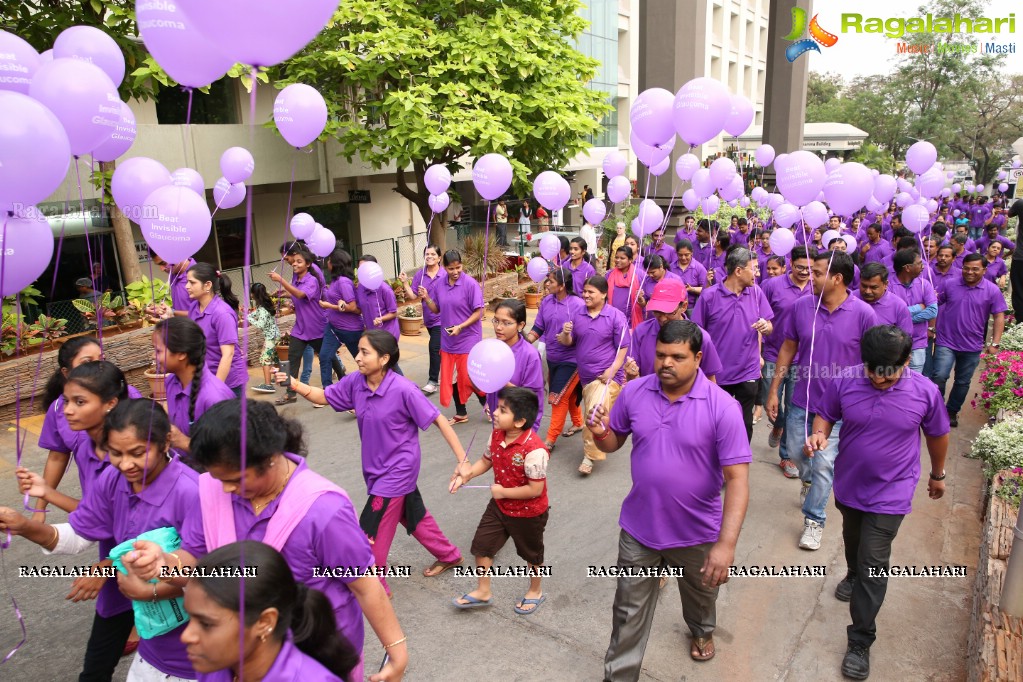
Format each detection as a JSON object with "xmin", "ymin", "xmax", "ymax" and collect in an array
[
  {"xmin": 514, "ymin": 594, "xmax": 546, "ymax": 615},
  {"xmin": 452, "ymin": 594, "xmax": 492, "ymax": 610}
]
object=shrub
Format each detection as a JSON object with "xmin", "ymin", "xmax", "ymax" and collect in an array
[
  {"xmin": 968, "ymin": 416, "xmax": 1023, "ymax": 478},
  {"xmin": 973, "ymin": 351, "xmax": 1023, "ymax": 416},
  {"xmin": 995, "ymin": 467, "xmax": 1023, "ymax": 509}
]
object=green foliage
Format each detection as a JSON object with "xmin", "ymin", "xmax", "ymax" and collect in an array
[
  {"xmin": 692, "ymin": 203, "xmax": 768, "ymax": 227},
  {"xmin": 599, "ymin": 204, "xmax": 639, "ymax": 249},
  {"xmin": 399, "ymin": 305, "xmax": 420, "ymax": 319},
  {"xmin": 849, "ymin": 143, "xmax": 896, "ymax": 174},
  {"xmin": 72, "ymin": 292, "xmax": 139, "ymax": 326},
  {"xmin": 461, "ymin": 232, "xmax": 509, "ymax": 282},
  {"xmin": 969, "ymin": 417, "xmax": 1023, "ymax": 479},
  {"xmin": 125, "ymin": 276, "xmax": 171, "ymax": 311}
]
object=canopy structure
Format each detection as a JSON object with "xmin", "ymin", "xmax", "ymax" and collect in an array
[{"xmin": 735, "ymin": 122, "xmax": 869, "ymax": 153}]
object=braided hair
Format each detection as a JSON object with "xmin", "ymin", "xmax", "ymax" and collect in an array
[{"xmin": 154, "ymin": 317, "xmax": 207, "ymax": 427}]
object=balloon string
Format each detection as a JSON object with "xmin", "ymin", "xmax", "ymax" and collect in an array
[
  {"xmin": 482, "ymin": 201, "xmax": 491, "ymax": 314},
  {"xmin": 0, "ymin": 541, "xmax": 27, "ymax": 665},
  {"xmin": 418, "ymin": 210, "xmax": 437, "ymax": 288},
  {"xmin": 73, "ymin": 157, "xmax": 102, "ymax": 349},
  {"xmin": 273, "ymin": 158, "xmax": 300, "ymax": 322},
  {"xmin": 802, "ymin": 249, "xmax": 836, "ymax": 447}
]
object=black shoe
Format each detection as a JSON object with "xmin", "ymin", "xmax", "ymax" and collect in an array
[
  {"xmin": 948, "ymin": 412, "xmax": 958, "ymax": 428},
  {"xmin": 835, "ymin": 575, "xmax": 854, "ymax": 602},
  {"xmin": 842, "ymin": 644, "xmax": 870, "ymax": 680}
]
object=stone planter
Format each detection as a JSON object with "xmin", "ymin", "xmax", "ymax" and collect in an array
[
  {"xmin": 144, "ymin": 370, "xmax": 167, "ymax": 401},
  {"xmin": 398, "ymin": 315, "xmax": 423, "ymax": 336}
]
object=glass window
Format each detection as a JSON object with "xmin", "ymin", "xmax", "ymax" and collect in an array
[{"xmin": 155, "ymin": 79, "xmax": 239, "ymax": 125}]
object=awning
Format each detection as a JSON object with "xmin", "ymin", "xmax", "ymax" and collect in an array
[{"xmin": 735, "ymin": 122, "xmax": 869, "ymax": 152}]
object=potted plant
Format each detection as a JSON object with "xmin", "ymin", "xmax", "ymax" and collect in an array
[
  {"xmin": 398, "ymin": 305, "xmax": 423, "ymax": 337},
  {"xmin": 72, "ymin": 291, "xmax": 141, "ymax": 332},
  {"xmin": 524, "ymin": 284, "xmax": 541, "ymax": 309},
  {"xmin": 391, "ymin": 278, "xmax": 407, "ymax": 304},
  {"xmin": 25, "ymin": 315, "xmax": 68, "ymax": 350},
  {"xmin": 125, "ymin": 276, "xmax": 171, "ymax": 326},
  {"xmin": 144, "ymin": 362, "xmax": 168, "ymax": 401},
  {"xmin": 275, "ymin": 332, "xmax": 291, "ymax": 362}
]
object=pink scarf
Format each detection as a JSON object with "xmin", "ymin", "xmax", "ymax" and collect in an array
[{"xmin": 606, "ymin": 265, "xmax": 644, "ymax": 328}]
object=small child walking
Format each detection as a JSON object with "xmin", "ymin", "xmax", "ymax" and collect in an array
[
  {"xmin": 449, "ymin": 386, "xmax": 550, "ymax": 615},
  {"xmin": 247, "ymin": 282, "xmax": 281, "ymax": 393}
]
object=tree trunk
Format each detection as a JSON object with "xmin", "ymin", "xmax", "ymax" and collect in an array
[
  {"xmin": 98, "ymin": 160, "xmax": 142, "ymax": 285},
  {"xmin": 395, "ymin": 164, "xmax": 449, "ymax": 253}
]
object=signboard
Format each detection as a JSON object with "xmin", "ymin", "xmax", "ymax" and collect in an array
[
  {"xmin": 348, "ymin": 190, "xmax": 371, "ymax": 204},
  {"xmin": 134, "ymin": 240, "xmax": 151, "ymax": 263}
]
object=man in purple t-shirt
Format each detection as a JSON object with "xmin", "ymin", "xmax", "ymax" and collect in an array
[
  {"xmin": 588, "ymin": 320, "xmax": 751, "ymax": 676},
  {"xmin": 808, "ymin": 326, "xmax": 949, "ymax": 680}
]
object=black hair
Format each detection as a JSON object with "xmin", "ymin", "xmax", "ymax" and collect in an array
[
  {"xmin": 360, "ymin": 329, "xmax": 400, "ymax": 371},
  {"xmin": 495, "ymin": 298, "xmax": 527, "ymax": 331},
  {"xmin": 191, "ymin": 541, "xmax": 358, "ymax": 680},
  {"xmin": 66, "ymin": 360, "xmax": 129, "ymax": 404},
  {"xmin": 952, "ymin": 234, "xmax": 967, "ymax": 245},
  {"xmin": 614, "ymin": 245, "xmax": 634, "ymax": 261},
  {"xmin": 767, "ymin": 255, "xmax": 787, "ymax": 269},
  {"xmin": 43, "ymin": 336, "xmax": 102, "ymax": 408},
  {"xmin": 931, "ymin": 222, "xmax": 948, "ymax": 238},
  {"xmin": 250, "ymin": 282, "xmax": 275, "ymax": 317},
  {"xmin": 892, "ymin": 227, "xmax": 913, "ymax": 241},
  {"xmin": 676, "ymin": 238, "xmax": 694, "ymax": 252},
  {"xmin": 657, "ymin": 319, "xmax": 703, "ymax": 354},
  {"xmin": 357, "ymin": 253, "xmax": 378, "ymax": 264},
  {"xmin": 813, "ymin": 250, "xmax": 855, "ymax": 287},
  {"xmin": 442, "ymin": 250, "xmax": 462, "ymax": 266},
  {"xmin": 102, "ymin": 399, "xmax": 171, "ymax": 453},
  {"xmin": 937, "ymin": 243, "xmax": 955, "ymax": 255},
  {"xmin": 892, "ymin": 213, "xmax": 903, "ymax": 223},
  {"xmin": 738, "ymin": 217, "xmax": 748, "ymax": 226},
  {"xmin": 642, "ymin": 254, "xmax": 666, "ymax": 270},
  {"xmin": 583, "ymin": 275, "xmax": 609, "ymax": 295},
  {"xmin": 496, "ymin": 386, "xmax": 538, "ymax": 430},
  {"xmin": 859, "ymin": 262, "xmax": 889, "ymax": 283},
  {"xmin": 724, "ymin": 247, "xmax": 753, "ymax": 278},
  {"xmin": 716, "ymin": 233, "xmax": 731, "ymax": 249},
  {"xmin": 190, "ymin": 399, "xmax": 305, "ymax": 473},
  {"xmin": 293, "ymin": 247, "xmax": 327, "ymax": 294},
  {"xmin": 557, "ymin": 235, "xmax": 570, "ymax": 255},
  {"xmin": 866, "ymin": 223, "xmax": 882, "ymax": 234},
  {"xmin": 280, "ymin": 240, "xmax": 304, "ymax": 257},
  {"xmin": 325, "ymin": 248, "xmax": 355, "ymax": 281},
  {"xmin": 963, "ymin": 252, "xmax": 986, "ymax": 267},
  {"xmin": 696, "ymin": 219, "xmax": 711, "ymax": 233},
  {"xmin": 423, "ymin": 244, "xmax": 441, "ymax": 257},
  {"xmin": 893, "ymin": 248, "xmax": 920, "ymax": 273},
  {"xmin": 154, "ymin": 316, "xmax": 207, "ymax": 426},
  {"xmin": 790, "ymin": 246, "xmax": 810, "ymax": 263},
  {"xmin": 549, "ymin": 267, "xmax": 576, "ymax": 296},
  {"xmin": 861, "ymin": 325, "xmax": 912, "ymax": 374},
  {"xmin": 570, "ymin": 236, "xmax": 588, "ymax": 254},
  {"xmin": 896, "ymin": 236, "xmax": 918, "ymax": 252},
  {"xmin": 188, "ymin": 262, "xmax": 240, "ymax": 311}
]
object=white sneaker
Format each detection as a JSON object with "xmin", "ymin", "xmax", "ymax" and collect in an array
[
  {"xmin": 421, "ymin": 382, "xmax": 438, "ymax": 394},
  {"xmin": 798, "ymin": 519, "xmax": 823, "ymax": 551}
]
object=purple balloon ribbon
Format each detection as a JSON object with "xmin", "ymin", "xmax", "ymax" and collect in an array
[{"xmin": 0, "ymin": 543, "xmax": 27, "ymax": 664}]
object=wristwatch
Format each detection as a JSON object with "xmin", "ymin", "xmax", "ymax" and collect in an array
[{"xmin": 929, "ymin": 471, "xmax": 946, "ymax": 481}]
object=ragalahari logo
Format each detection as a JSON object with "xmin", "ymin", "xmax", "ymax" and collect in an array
[{"xmin": 783, "ymin": 8, "xmax": 838, "ymax": 62}]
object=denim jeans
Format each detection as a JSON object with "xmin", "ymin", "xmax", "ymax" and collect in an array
[
  {"xmin": 909, "ymin": 347, "xmax": 926, "ymax": 375},
  {"xmin": 787, "ymin": 403, "xmax": 842, "ymax": 526},
  {"xmin": 319, "ymin": 324, "xmax": 356, "ymax": 388},
  {"xmin": 930, "ymin": 345, "xmax": 982, "ymax": 415},
  {"xmin": 300, "ymin": 343, "xmax": 314, "ymax": 384},
  {"xmin": 761, "ymin": 361, "xmax": 795, "ymax": 460},
  {"xmin": 922, "ymin": 336, "xmax": 935, "ymax": 378}
]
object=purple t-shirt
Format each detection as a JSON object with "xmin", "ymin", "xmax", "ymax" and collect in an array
[
  {"xmin": 69, "ymin": 458, "xmax": 199, "ymax": 678},
  {"xmin": 692, "ymin": 241, "xmax": 714, "ymax": 269},
  {"xmin": 181, "ymin": 454, "xmax": 374, "ymax": 658},
  {"xmin": 355, "ymin": 283, "xmax": 400, "ymax": 341},
  {"xmin": 706, "ymin": 251, "xmax": 727, "ymax": 282},
  {"xmin": 412, "ymin": 267, "xmax": 443, "ymax": 328},
  {"xmin": 164, "ymin": 368, "xmax": 235, "ymax": 436},
  {"xmin": 649, "ymin": 242, "xmax": 678, "ymax": 268},
  {"xmin": 935, "ymin": 276, "xmax": 1007, "ymax": 352},
  {"xmin": 976, "ymin": 234, "xmax": 1015, "ymax": 254},
  {"xmin": 324, "ymin": 371, "xmax": 439, "ymax": 497},
  {"xmin": 889, "ymin": 276, "xmax": 938, "ymax": 350},
  {"xmin": 609, "ymin": 372, "xmax": 752, "ymax": 549},
  {"xmin": 169, "ymin": 259, "xmax": 194, "ymax": 312},
  {"xmin": 761, "ymin": 275, "xmax": 813, "ymax": 363},
  {"xmin": 38, "ymin": 387, "xmax": 142, "ymax": 454},
  {"xmin": 197, "ymin": 635, "xmax": 343, "ymax": 682},
  {"xmin": 691, "ymin": 283, "xmax": 774, "ymax": 385},
  {"xmin": 984, "ymin": 257, "xmax": 1008, "ymax": 283},
  {"xmin": 290, "ymin": 270, "xmax": 327, "ymax": 341},
  {"xmin": 782, "ymin": 293, "xmax": 878, "ymax": 413},
  {"xmin": 324, "ymin": 276, "xmax": 363, "ymax": 332},
  {"xmin": 191, "ymin": 296, "xmax": 248, "ymax": 389},
  {"xmin": 567, "ymin": 259, "xmax": 596, "ymax": 296},
  {"xmin": 640, "ymin": 270, "xmax": 681, "ymax": 303},
  {"xmin": 630, "ymin": 317, "xmax": 722, "ymax": 380},
  {"xmin": 928, "ymin": 265, "xmax": 961, "ymax": 299},
  {"xmin": 861, "ymin": 239, "xmax": 892, "ymax": 265},
  {"xmin": 670, "ymin": 260, "xmax": 708, "ymax": 309},
  {"xmin": 567, "ymin": 303, "xmax": 631, "ymax": 385},
  {"xmin": 852, "ymin": 289, "xmax": 914, "ymax": 339},
  {"xmin": 485, "ymin": 337, "xmax": 545, "ymax": 432},
  {"xmin": 819, "ymin": 372, "xmax": 949, "ymax": 515},
  {"xmin": 531, "ymin": 293, "xmax": 584, "ymax": 365},
  {"xmin": 432, "ymin": 273, "xmax": 484, "ymax": 355}
]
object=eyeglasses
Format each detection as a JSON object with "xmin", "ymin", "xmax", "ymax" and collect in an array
[
  {"xmin": 492, "ymin": 318, "xmax": 519, "ymax": 328},
  {"xmin": 792, "ymin": 265, "xmax": 811, "ymax": 273}
]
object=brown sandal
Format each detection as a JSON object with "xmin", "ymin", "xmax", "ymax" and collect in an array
[
  {"xmin": 447, "ymin": 415, "xmax": 468, "ymax": 426},
  {"xmin": 423, "ymin": 557, "xmax": 464, "ymax": 577},
  {"xmin": 691, "ymin": 635, "xmax": 715, "ymax": 661}
]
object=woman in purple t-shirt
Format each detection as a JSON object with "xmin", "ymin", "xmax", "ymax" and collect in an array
[
  {"xmin": 399, "ymin": 245, "xmax": 444, "ymax": 394},
  {"xmin": 355, "ymin": 254, "xmax": 403, "ymax": 376},
  {"xmin": 318, "ymin": 248, "xmax": 362, "ymax": 390},
  {"xmin": 185, "ymin": 263, "xmax": 248, "ymax": 396},
  {"xmin": 487, "ymin": 299, "xmax": 545, "ymax": 432}
]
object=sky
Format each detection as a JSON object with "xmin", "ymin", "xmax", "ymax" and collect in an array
[{"xmin": 807, "ymin": 0, "xmax": 1020, "ymax": 80}]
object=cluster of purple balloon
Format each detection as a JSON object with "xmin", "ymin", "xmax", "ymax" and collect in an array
[
  {"xmin": 289, "ymin": 213, "xmax": 336, "ymax": 261},
  {"xmin": 425, "ymin": 165, "xmax": 452, "ymax": 214}
]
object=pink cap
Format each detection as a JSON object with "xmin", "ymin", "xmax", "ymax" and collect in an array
[{"xmin": 646, "ymin": 278, "xmax": 685, "ymax": 313}]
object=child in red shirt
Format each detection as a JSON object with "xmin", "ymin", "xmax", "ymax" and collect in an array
[{"xmin": 449, "ymin": 387, "xmax": 550, "ymax": 615}]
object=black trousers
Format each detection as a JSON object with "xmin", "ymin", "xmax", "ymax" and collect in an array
[
  {"xmin": 720, "ymin": 380, "xmax": 758, "ymax": 442},
  {"xmin": 837, "ymin": 500, "xmax": 905, "ymax": 649},
  {"xmin": 288, "ymin": 335, "xmax": 344, "ymax": 393},
  {"xmin": 1011, "ymin": 259, "xmax": 1023, "ymax": 323},
  {"xmin": 427, "ymin": 326, "xmax": 442, "ymax": 383},
  {"xmin": 79, "ymin": 608, "xmax": 134, "ymax": 681}
]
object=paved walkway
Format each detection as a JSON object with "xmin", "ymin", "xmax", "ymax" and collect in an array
[{"xmin": 0, "ymin": 313, "xmax": 984, "ymax": 681}]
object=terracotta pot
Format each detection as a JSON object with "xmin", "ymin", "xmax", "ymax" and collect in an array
[
  {"xmin": 144, "ymin": 370, "xmax": 168, "ymax": 401},
  {"xmin": 399, "ymin": 316, "xmax": 423, "ymax": 337},
  {"xmin": 524, "ymin": 291, "xmax": 541, "ymax": 309},
  {"xmin": 275, "ymin": 344, "xmax": 290, "ymax": 362}
]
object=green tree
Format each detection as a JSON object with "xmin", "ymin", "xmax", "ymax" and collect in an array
[
  {"xmin": 947, "ymin": 73, "xmax": 1023, "ymax": 184},
  {"xmin": 274, "ymin": 0, "xmax": 612, "ymax": 249},
  {"xmin": 850, "ymin": 143, "xmax": 896, "ymax": 174}
]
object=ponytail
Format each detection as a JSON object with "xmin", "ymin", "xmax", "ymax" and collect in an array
[
  {"xmin": 43, "ymin": 336, "xmax": 102, "ymax": 407},
  {"xmin": 291, "ymin": 583, "xmax": 361, "ymax": 678},
  {"xmin": 188, "ymin": 262, "xmax": 240, "ymax": 311},
  {"xmin": 154, "ymin": 317, "xmax": 207, "ymax": 426}
]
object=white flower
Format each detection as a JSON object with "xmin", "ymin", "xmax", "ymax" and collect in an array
[{"xmin": 970, "ymin": 416, "xmax": 1023, "ymax": 478}]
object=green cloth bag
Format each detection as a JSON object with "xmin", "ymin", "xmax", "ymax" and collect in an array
[{"xmin": 108, "ymin": 526, "xmax": 189, "ymax": 639}]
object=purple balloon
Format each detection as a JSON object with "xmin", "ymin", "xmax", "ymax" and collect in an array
[
  {"xmin": 92, "ymin": 101, "xmax": 137, "ymax": 162},
  {"xmin": 755, "ymin": 144, "xmax": 775, "ymax": 167},
  {"xmin": 720, "ymin": 174, "xmax": 744, "ymax": 202},
  {"xmin": 526, "ymin": 257, "xmax": 549, "ymax": 283},
  {"xmin": 140, "ymin": 185, "xmax": 212, "ymax": 263},
  {"xmin": 940, "ymin": 187, "xmax": 951, "ymax": 198},
  {"xmin": 273, "ymin": 84, "xmax": 328, "ymax": 148},
  {"xmin": 824, "ymin": 157, "xmax": 842, "ymax": 174},
  {"xmin": 926, "ymin": 198, "xmax": 939, "ymax": 213},
  {"xmin": 905, "ymin": 140, "xmax": 937, "ymax": 175},
  {"xmin": 631, "ymin": 87, "xmax": 676, "ymax": 147},
  {"xmin": 769, "ymin": 228, "xmax": 795, "ymax": 257},
  {"xmin": 634, "ymin": 200, "xmax": 664, "ymax": 238},
  {"xmin": 136, "ymin": 1, "xmax": 235, "ymax": 88},
  {"xmin": 739, "ymin": 196, "xmax": 751, "ymax": 208},
  {"xmin": 776, "ymin": 151, "xmax": 826, "ymax": 207},
  {"xmin": 709, "ymin": 157, "xmax": 737, "ymax": 189},
  {"xmin": 998, "ymin": 170, "xmax": 1008, "ymax": 181},
  {"xmin": 842, "ymin": 235, "xmax": 857, "ymax": 251},
  {"xmin": 691, "ymin": 168, "xmax": 715, "ymax": 199},
  {"xmin": 213, "ymin": 177, "xmax": 246, "ymax": 209},
  {"xmin": 999, "ymin": 183, "xmax": 1009, "ymax": 193},
  {"xmin": 53, "ymin": 25, "xmax": 125, "ymax": 87},
  {"xmin": 0, "ymin": 207, "xmax": 55, "ymax": 296},
  {"xmin": 750, "ymin": 186, "xmax": 768, "ymax": 204},
  {"xmin": 357, "ymin": 260, "xmax": 385, "ymax": 291},
  {"xmin": 915, "ymin": 168, "xmax": 945, "ymax": 199},
  {"xmin": 583, "ymin": 198, "xmax": 606, "ymax": 226},
  {"xmin": 0, "ymin": 91, "xmax": 71, "ymax": 207},
  {"xmin": 220, "ymin": 147, "xmax": 254, "ymax": 184},
  {"xmin": 902, "ymin": 204, "xmax": 929, "ymax": 234},
  {"xmin": 950, "ymin": 183, "xmax": 961, "ymax": 194},
  {"xmin": 894, "ymin": 192, "xmax": 913, "ymax": 208},
  {"xmin": 965, "ymin": 184, "xmax": 975, "ymax": 193},
  {"xmin": 675, "ymin": 153, "xmax": 701, "ymax": 182},
  {"xmin": 30, "ymin": 58, "xmax": 120, "ymax": 157},
  {"xmin": 630, "ymin": 130, "xmax": 671, "ymax": 167},
  {"xmin": 723, "ymin": 95, "xmax": 754, "ymax": 137},
  {"xmin": 1014, "ymin": 160, "xmax": 1022, "ymax": 169},
  {"xmin": 290, "ymin": 213, "xmax": 316, "ymax": 240},
  {"xmin": 873, "ymin": 175, "xmax": 897, "ymax": 204},
  {"xmin": 953, "ymin": 209, "xmax": 961, "ymax": 217},
  {"xmin": 822, "ymin": 162, "xmax": 874, "ymax": 216},
  {"xmin": 111, "ymin": 157, "xmax": 173, "ymax": 220},
  {"xmin": 171, "ymin": 168, "xmax": 205, "ymax": 197},
  {"xmin": 306, "ymin": 226, "xmax": 336, "ymax": 258},
  {"xmin": 603, "ymin": 151, "xmax": 628, "ymax": 178},
  {"xmin": 428, "ymin": 193, "xmax": 450, "ymax": 213},
  {"xmin": 468, "ymin": 338, "xmax": 516, "ymax": 393},
  {"xmin": 538, "ymin": 234, "xmax": 560, "ymax": 260},
  {"xmin": 424, "ymin": 164, "xmax": 451, "ymax": 196},
  {"xmin": 672, "ymin": 77, "xmax": 729, "ymax": 146},
  {"xmin": 699, "ymin": 195, "xmax": 720, "ymax": 216},
  {"xmin": 606, "ymin": 176, "xmax": 631, "ymax": 203},
  {"xmin": 977, "ymin": 184, "xmax": 985, "ymax": 193},
  {"xmin": 682, "ymin": 189, "xmax": 700, "ymax": 212},
  {"xmin": 773, "ymin": 203, "xmax": 800, "ymax": 228},
  {"xmin": 473, "ymin": 153, "xmax": 513, "ymax": 201},
  {"xmin": 866, "ymin": 196, "xmax": 885, "ymax": 213},
  {"xmin": 40, "ymin": 49, "xmax": 53, "ymax": 63},
  {"xmin": 0, "ymin": 30, "xmax": 42, "ymax": 94},
  {"xmin": 821, "ymin": 229, "xmax": 841, "ymax": 247},
  {"xmin": 766, "ymin": 193, "xmax": 785, "ymax": 210},
  {"xmin": 175, "ymin": 0, "xmax": 341, "ymax": 67},
  {"xmin": 533, "ymin": 170, "xmax": 571, "ymax": 211},
  {"xmin": 802, "ymin": 201, "xmax": 829, "ymax": 228}
]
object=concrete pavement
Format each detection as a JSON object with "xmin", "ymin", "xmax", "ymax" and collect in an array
[{"xmin": 0, "ymin": 313, "xmax": 983, "ymax": 681}]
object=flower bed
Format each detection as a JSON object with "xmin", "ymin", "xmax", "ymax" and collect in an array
[
  {"xmin": 974, "ymin": 351, "xmax": 1023, "ymax": 417},
  {"xmin": 967, "ymin": 416, "xmax": 1023, "ymax": 478}
]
